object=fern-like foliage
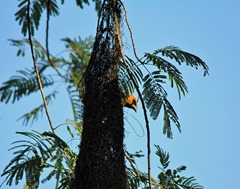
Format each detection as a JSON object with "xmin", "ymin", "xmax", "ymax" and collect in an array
[
  {"xmin": 60, "ymin": 36, "xmax": 94, "ymax": 121},
  {"xmin": 15, "ymin": 0, "xmax": 101, "ymax": 36},
  {"xmin": 142, "ymin": 70, "xmax": 167, "ymax": 120},
  {"xmin": 144, "ymin": 46, "xmax": 208, "ymax": 99},
  {"xmin": 126, "ymin": 146, "xmax": 203, "ymax": 189},
  {"xmin": 9, "ymin": 38, "xmax": 48, "ymax": 62},
  {"xmin": 61, "ymin": 36, "xmax": 93, "ymax": 84},
  {"xmin": 1, "ymin": 36, "xmax": 94, "ymax": 127},
  {"xmin": 119, "ymin": 56, "xmax": 143, "ymax": 96},
  {"xmin": 15, "ymin": 0, "xmax": 59, "ymax": 36},
  {"xmin": 142, "ymin": 46, "xmax": 208, "ymax": 138},
  {"xmin": 17, "ymin": 91, "xmax": 58, "ymax": 125},
  {"xmin": 126, "ymin": 150, "xmax": 161, "ymax": 189},
  {"xmin": 1, "ymin": 131, "xmax": 52, "ymax": 187},
  {"xmin": 0, "ymin": 68, "xmax": 54, "ymax": 103},
  {"xmin": 155, "ymin": 144, "xmax": 170, "ymax": 169},
  {"xmin": 162, "ymin": 97, "xmax": 181, "ymax": 139},
  {"xmin": 142, "ymin": 70, "xmax": 180, "ymax": 138},
  {"xmin": 155, "ymin": 46, "xmax": 209, "ymax": 76},
  {"xmin": 1, "ymin": 130, "xmax": 77, "ymax": 189},
  {"xmin": 144, "ymin": 52, "xmax": 187, "ymax": 100},
  {"xmin": 155, "ymin": 145, "xmax": 203, "ymax": 189},
  {"xmin": 60, "ymin": 0, "xmax": 102, "ymax": 12}
]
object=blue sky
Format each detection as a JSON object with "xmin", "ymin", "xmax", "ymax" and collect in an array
[{"xmin": 1, "ymin": 1, "xmax": 240, "ymax": 189}]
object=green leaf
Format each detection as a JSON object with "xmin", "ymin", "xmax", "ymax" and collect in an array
[
  {"xmin": 15, "ymin": 0, "xmax": 60, "ymax": 36},
  {"xmin": 142, "ymin": 70, "xmax": 166, "ymax": 120},
  {"xmin": 1, "ymin": 130, "xmax": 77, "ymax": 189},
  {"xmin": 155, "ymin": 145, "xmax": 170, "ymax": 169},
  {"xmin": 15, "ymin": 0, "xmax": 29, "ymax": 36},
  {"xmin": 177, "ymin": 176, "xmax": 204, "ymax": 189},
  {"xmin": 17, "ymin": 91, "xmax": 58, "ymax": 125},
  {"xmin": 155, "ymin": 45, "xmax": 209, "ymax": 76},
  {"xmin": 144, "ymin": 52, "xmax": 188, "ymax": 99},
  {"xmin": 0, "ymin": 68, "xmax": 54, "ymax": 103},
  {"xmin": 9, "ymin": 38, "xmax": 48, "ymax": 61},
  {"xmin": 1, "ymin": 131, "xmax": 52, "ymax": 187},
  {"xmin": 163, "ymin": 97, "xmax": 181, "ymax": 136},
  {"xmin": 118, "ymin": 56, "xmax": 143, "ymax": 95}
]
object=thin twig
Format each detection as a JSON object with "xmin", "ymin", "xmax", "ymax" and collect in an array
[
  {"xmin": 120, "ymin": 1, "xmax": 143, "ymax": 64},
  {"xmin": 125, "ymin": 152, "xmax": 161, "ymax": 189},
  {"xmin": 114, "ymin": 1, "xmax": 152, "ymax": 188},
  {"xmin": 124, "ymin": 151, "xmax": 140, "ymax": 178},
  {"xmin": 119, "ymin": 5, "xmax": 152, "ymax": 187},
  {"xmin": 46, "ymin": 0, "xmax": 64, "ymax": 78},
  {"xmin": 27, "ymin": 0, "xmax": 56, "ymax": 135}
]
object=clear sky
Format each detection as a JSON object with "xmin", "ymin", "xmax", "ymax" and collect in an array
[{"xmin": 1, "ymin": 1, "xmax": 240, "ymax": 189}]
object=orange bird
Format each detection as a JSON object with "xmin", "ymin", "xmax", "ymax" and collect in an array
[{"xmin": 123, "ymin": 94, "xmax": 138, "ymax": 112}]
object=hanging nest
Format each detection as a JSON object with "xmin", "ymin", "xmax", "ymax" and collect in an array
[{"xmin": 71, "ymin": 0, "xmax": 128, "ymax": 188}]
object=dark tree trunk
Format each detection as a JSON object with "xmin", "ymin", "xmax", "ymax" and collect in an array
[{"xmin": 71, "ymin": 0, "xmax": 128, "ymax": 188}]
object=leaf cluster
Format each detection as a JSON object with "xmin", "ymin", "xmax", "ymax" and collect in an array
[
  {"xmin": 140, "ymin": 45, "xmax": 208, "ymax": 138},
  {"xmin": 119, "ymin": 56, "xmax": 143, "ymax": 96},
  {"xmin": 15, "ymin": 0, "xmax": 101, "ymax": 36},
  {"xmin": 0, "ymin": 36, "xmax": 93, "ymax": 125},
  {"xmin": 0, "ymin": 68, "xmax": 54, "ymax": 104},
  {"xmin": 1, "ymin": 37, "xmax": 208, "ymax": 135},
  {"xmin": 1, "ymin": 1, "xmax": 208, "ymax": 188},
  {"xmin": 155, "ymin": 145, "xmax": 203, "ymax": 189},
  {"xmin": 1, "ymin": 128, "xmax": 79, "ymax": 189},
  {"xmin": 15, "ymin": 0, "xmax": 59, "ymax": 36},
  {"xmin": 125, "ymin": 145, "xmax": 203, "ymax": 189}
]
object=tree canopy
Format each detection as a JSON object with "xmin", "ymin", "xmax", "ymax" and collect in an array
[{"xmin": 0, "ymin": 0, "xmax": 208, "ymax": 189}]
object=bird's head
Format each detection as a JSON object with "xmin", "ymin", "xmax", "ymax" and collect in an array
[{"xmin": 123, "ymin": 94, "xmax": 138, "ymax": 112}]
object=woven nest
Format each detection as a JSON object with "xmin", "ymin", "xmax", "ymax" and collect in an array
[{"xmin": 71, "ymin": 1, "xmax": 128, "ymax": 188}]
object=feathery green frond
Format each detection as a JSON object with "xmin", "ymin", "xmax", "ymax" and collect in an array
[
  {"xmin": 155, "ymin": 145, "xmax": 170, "ymax": 169},
  {"xmin": 144, "ymin": 52, "xmax": 188, "ymax": 99},
  {"xmin": 1, "ymin": 130, "xmax": 77, "ymax": 189},
  {"xmin": 15, "ymin": 0, "xmax": 29, "ymax": 36},
  {"xmin": 65, "ymin": 119, "xmax": 83, "ymax": 138},
  {"xmin": 75, "ymin": 0, "xmax": 90, "ymax": 8},
  {"xmin": 155, "ymin": 45, "xmax": 209, "ymax": 76},
  {"xmin": 62, "ymin": 36, "xmax": 93, "ymax": 86},
  {"xmin": 142, "ymin": 70, "xmax": 166, "ymax": 120},
  {"xmin": 15, "ymin": 0, "xmax": 59, "ymax": 36},
  {"xmin": 142, "ymin": 68, "xmax": 181, "ymax": 138},
  {"xmin": 1, "ymin": 131, "xmax": 52, "ymax": 187},
  {"xmin": 176, "ymin": 176, "xmax": 204, "ymax": 189},
  {"xmin": 163, "ymin": 97, "xmax": 181, "ymax": 139},
  {"xmin": 9, "ymin": 38, "xmax": 48, "ymax": 61},
  {"xmin": 73, "ymin": 0, "xmax": 102, "ymax": 13},
  {"xmin": 17, "ymin": 91, "xmax": 58, "ymax": 126},
  {"xmin": 0, "ymin": 68, "xmax": 54, "ymax": 103},
  {"xmin": 155, "ymin": 145, "xmax": 203, "ymax": 189},
  {"xmin": 44, "ymin": 0, "xmax": 60, "ymax": 17},
  {"xmin": 119, "ymin": 56, "xmax": 143, "ymax": 95}
]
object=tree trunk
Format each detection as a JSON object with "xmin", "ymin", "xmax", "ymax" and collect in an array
[{"xmin": 71, "ymin": 0, "xmax": 128, "ymax": 188}]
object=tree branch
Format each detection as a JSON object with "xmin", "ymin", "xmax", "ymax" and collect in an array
[
  {"xmin": 27, "ymin": 0, "xmax": 55, "ymax": 135},
  {"xmin": 46, "ymin": 0, "xmax": 64, "ymax": 78},
  {"xmin": 115, "ymin": 1, "xmax": 152, "ymax": 188},
  {"xmin": 124, "ymin": 151, "xmax": 141, "ymax": 178}
]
